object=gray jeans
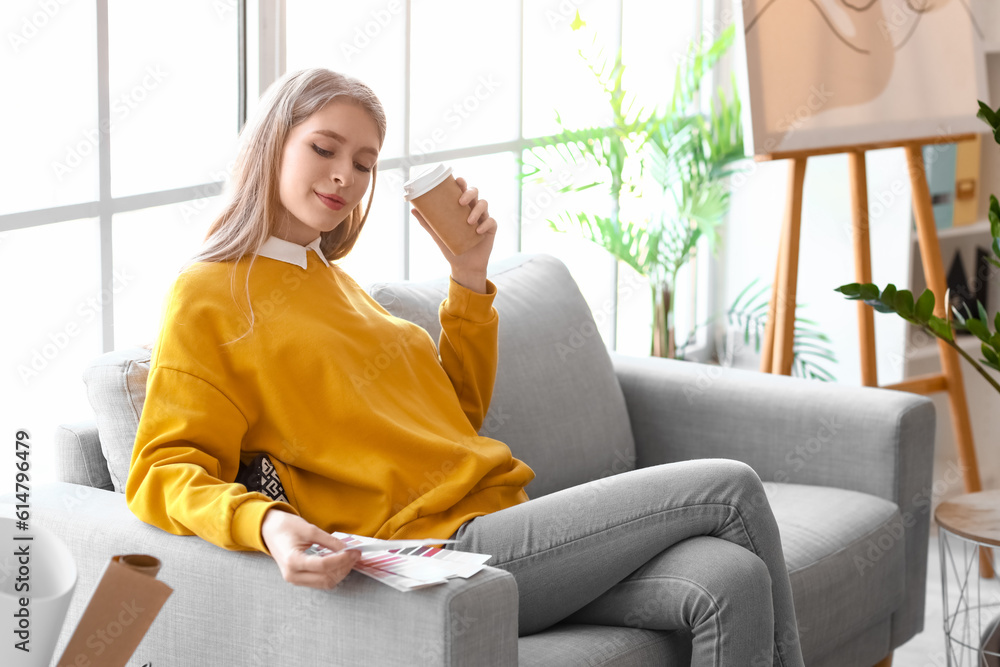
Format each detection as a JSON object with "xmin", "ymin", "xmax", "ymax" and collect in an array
[{"xmin": 445, "ymin": 458, "xmax": 805, "ymax": 667}]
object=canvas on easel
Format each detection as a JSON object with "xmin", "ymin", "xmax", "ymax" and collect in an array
[{"xmin": 735, "ymin": 0, "xmax": 990, "ymax": 157}]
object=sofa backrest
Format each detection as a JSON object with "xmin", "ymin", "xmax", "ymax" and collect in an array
[{"xmin": 75, "ymin": 252, "xmax": 637, "ymax": 499}]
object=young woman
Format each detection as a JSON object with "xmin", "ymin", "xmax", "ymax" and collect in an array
[{"xmin": 126, "ymin": 67, "xmax": 805, "ymax": 667}]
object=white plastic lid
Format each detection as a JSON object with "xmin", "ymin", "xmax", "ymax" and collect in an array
[{"xmin": 402, "ymin": 163, "xmax": 452, "ymax": 201}]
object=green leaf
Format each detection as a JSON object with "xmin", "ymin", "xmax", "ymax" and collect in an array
[
  {"xmin": 978, "ymin": 300, "xmax": 990, "ymax": 324},
  {"xmin": 895, "ymin": 290, "xmax": 915, "ymax": 320},
  {"xmin": 983, "ymin": 344, "xmax": 1000, "ymax": 366},
  {"xmin": 990, "ymin": 194, "xmax": 1000, "ymax": 237},
  {"xmin": 836, "ymin": 283, "xmax": 861, "ymax": 297},
  {"xmin": 995, "ymin": 311, "xmax": 1000, "ymax": 333},
  {"xmin": 926, "ymin": 316, "xmax": 954, "ymax": 342},
  {"xmin": 915, "ymin": 289, "xmax": 935, "ymax": 323},
  {"xmin": 978, "ymin": 100, "xmax": 1000, "ymax": 133},
  {"xmin": 880, "ymin": 284, "xmax": 897, "ymax": 306},
  {"xmin": 859, "ymin": 283, "xmax": 880, "ymax": 301},
  {"xmin": 967, "ymin": 317, "xmax": 991, "ymax": 342}
]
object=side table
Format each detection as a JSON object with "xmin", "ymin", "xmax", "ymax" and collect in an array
[{"xmin": 935, "ymin": 490, "xmax": 1000, "ymax": 666}]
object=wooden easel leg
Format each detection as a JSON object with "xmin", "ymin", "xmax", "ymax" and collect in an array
[
  {"xmin": 760, "ymin": 233, "xmax": 782, "ymax": 373},
  {"xmin": 872, "ymin": 654, "xmax": 893, "ymax": 667},
  {"xmin": 849, "ymin": 151, "xmax": 878, "ymax": 387},
  {"xmin": 771, "ymin": 157, "xmax": 808, "ymax": 376},
  {"xmin": 904, "ymin": 144, "xmax": 991, "ymax": 578}
]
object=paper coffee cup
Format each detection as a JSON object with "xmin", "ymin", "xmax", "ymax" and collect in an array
[
  {"xmin": 0, "ymin": 516, "xmax": 77, "ymax": 667},
  {"xmin": 403, "ymin": 163, "xmax": 485, "ymax": 256}
]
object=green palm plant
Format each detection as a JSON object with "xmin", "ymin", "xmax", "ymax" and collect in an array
[
  {"xmin": 520, "ymin": 17, "xmax": 747, "ymax": 357},
  {"xmin": 676, "ymin": 277, "xmax": 838, "ymax": 381},
  {"xmin": 835, "ymin": 100, "xmax": 1000, "ymax": 394}
]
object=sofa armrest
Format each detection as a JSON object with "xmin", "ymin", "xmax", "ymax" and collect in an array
[
  {"xmin": 610, "ymin": 353, "xmax": 936, "ymax": 499},
  {"xmin": 610, "ymin": 352, "xmax": 937, "ymax": 647},
  {"xmin": 2, "ymin": 483, "xmax": 518, "ymax": 667}
]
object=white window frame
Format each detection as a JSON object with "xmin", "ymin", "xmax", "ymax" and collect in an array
[{"xmin": 1, "ymin": 0, "xmax": 719, "ymax": 362}]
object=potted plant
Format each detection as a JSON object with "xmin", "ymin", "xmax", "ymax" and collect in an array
[
  {"xmin": 520, "ymin": 15, "xmax": 746, "ymax": 358},
  {"xmin": 677, "ymin": 277, "xmax": 838, "ymax": 381},
  {"xmin": 835, "ymin": 100, "xmax": 1000, "ymax": 394}
]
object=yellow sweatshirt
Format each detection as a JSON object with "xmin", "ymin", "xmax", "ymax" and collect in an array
[{"xmin": 126, "ymin": 242, "xmax": 534, "ymax": 556}]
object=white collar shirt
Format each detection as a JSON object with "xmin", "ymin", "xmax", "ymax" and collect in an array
[{"xmin": 256, "ymin": 234, "xmax": 331, "ymax": 270}]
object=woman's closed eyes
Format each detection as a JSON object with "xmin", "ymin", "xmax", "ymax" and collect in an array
[{"xmin": 311, "ymin": 143, "xmax": 373, "ymax": 172}]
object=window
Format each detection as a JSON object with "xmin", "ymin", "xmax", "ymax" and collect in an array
[
  {"xmin": 0, "ymin": 0, "xmax": 238, "ymax": 483},
  {"xmin": 2, "ymin": 0, "xmax": 717, "ymax": 484}
]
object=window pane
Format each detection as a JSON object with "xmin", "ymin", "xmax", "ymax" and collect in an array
[
  {"xmin": 523, "ymin": 0, "xmax": 621, "ymax": 138},
  {"xmin": 622, "ymin": 0, "xmax": 697, "ymax": 119},
  {"xmin": 616, "ymin": 261, "xmax": 653, "ymax": 356},
  {"xmin": 409, "ymin": 1, "xmax": 519, "ymax": 154},
  {"xmin": 112, "ymin": 196, "xmax": 227, "ymax": 349},
  {"xmin": 0, "ymin": 0, "xmax": 98, "ymax": 214},
  {"xmin": 285, "ymin": 0, "xmax": 406, "ymax": 159},
  {"xmin": 0, "ymin": 219, "xmax": 102, "ymax": 485},
  {"xmin": 108, "ymin": 1, "xmax": 238, "ymax": 198},
  {"xmin": 520, "ymin": 150, "xmax": 616, "ymax": 349},
  {"xmin": 338, "ymin": 167, "xmax": 406, "ymax": 289},
  {"xmin": 406, "ymin": 153, "xmax": 519, "ymax": 283}
]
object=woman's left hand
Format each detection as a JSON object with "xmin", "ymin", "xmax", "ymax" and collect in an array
[{"xmin": 411, "ymin": 176, "xmax": 496, "ymax": 277}]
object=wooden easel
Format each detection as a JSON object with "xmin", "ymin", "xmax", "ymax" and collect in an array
[{"xmin": 756, "ymin": 134, "xmax": 992, "ymax": 584}]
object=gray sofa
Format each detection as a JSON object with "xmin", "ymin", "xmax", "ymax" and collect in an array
[{"xmin": 6, "ymin": 252, "xmax": 934, "ymax": 666}]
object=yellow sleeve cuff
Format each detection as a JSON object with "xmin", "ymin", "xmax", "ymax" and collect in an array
[
  {"xmin": 232, "ymin": 497, "xmax": 299, "ymax": 555},
  {"xmin": 442, "ymin": 277, "xmax": 497, "ymax": 324}
]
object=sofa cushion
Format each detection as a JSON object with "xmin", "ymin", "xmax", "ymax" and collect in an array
[
  {"xmin": 54, "ymin": 422, "xmax": 114, "ymax": 491},
  {"xmin": 519, "ymin": 623, "xmax": 692, "ymax": 666},
  {"xmin": 765, "ymin": 482, "xmax": 905, "ymax": 663},
  {"xmin": 368, "ymin": 253, "xmax": 637, "ymax": 498},
  {"xmin": 81, "ymin": 346, "xmax": 152, "ymax": 492}
]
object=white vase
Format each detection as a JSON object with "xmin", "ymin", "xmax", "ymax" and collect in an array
[{"xmin": 0, "ymin": 514, "xmax": 77, "ymax": 667}]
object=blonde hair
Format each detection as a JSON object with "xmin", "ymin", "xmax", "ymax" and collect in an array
[{"xmin": 179, "ymin": 68, "xmax": 386, "ymax": 344}]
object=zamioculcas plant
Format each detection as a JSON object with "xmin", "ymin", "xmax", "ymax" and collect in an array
[{"xmin": 835, "ymin": 100, "xmax": 1000, "ymax": 394}]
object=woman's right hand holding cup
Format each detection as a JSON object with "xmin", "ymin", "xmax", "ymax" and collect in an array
[{"xmin": 261, "ymin": 508, "xmax": 361, "ymax": 589}]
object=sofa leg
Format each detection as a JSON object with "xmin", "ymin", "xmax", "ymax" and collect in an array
[{"xmin": 872, "ymin": 654, "xmax": 892, "ymax": 667}]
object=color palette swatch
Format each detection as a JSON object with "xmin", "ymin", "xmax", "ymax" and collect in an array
[{"xmin": 304, "ymin": 531, "xmax": 493, "ymax": 592}]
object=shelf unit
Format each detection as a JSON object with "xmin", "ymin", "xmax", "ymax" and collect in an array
[
  {"xmin": 901, "ymin": 34, "xmax": 1000, "ymax": 495},
  {"xmin": 903, "ymin": 43, "xmax": 1000, "ymax": 370}
]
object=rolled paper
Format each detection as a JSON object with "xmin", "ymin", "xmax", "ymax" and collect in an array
[
  {"xmin": 112, "ymin": 554, "xmax": 162, "ymax": 578},
  {"xmin": 55, "ymin": 555, "xmax": 172, "ymax": 667}
]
